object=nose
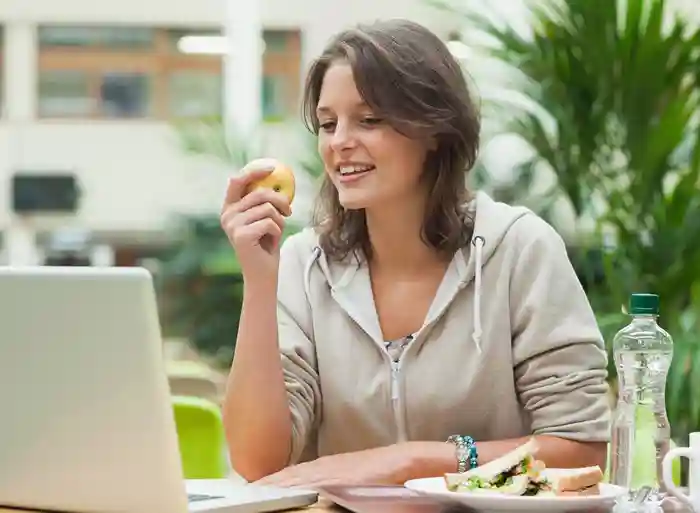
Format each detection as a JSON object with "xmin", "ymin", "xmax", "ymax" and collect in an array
[{"xmin": 329, "ymin": 121, "xmax": 357, "ymax": 153}]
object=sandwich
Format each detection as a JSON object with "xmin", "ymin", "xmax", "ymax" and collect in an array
[
  {"xmin": 443, "ymin": 438, "xmax": 603, "ymax": 497},
  {"xmin": 545, "ymin": 466, "xmax": 604, "ymax": 496},
  {"xmin": 444, "ymin": 439, "xmax": 548, "ymax": 495}
]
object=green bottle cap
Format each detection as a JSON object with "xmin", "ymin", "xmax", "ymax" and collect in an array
[{"xmin": 629, "ymin": 293, "xmax": 659, "ymax": 315}]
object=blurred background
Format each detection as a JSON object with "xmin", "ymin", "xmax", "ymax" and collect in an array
[{"xmin": 1, "ymin": 0, "xmax": 699, "ymax": 469}]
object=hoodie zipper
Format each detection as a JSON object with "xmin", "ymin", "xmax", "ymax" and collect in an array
[
  {"xmin": 386, "ymin": 291, "xmax": 471, "ymax": 443},
  {"xmin": 390, "ymin": 360, "xmax": 401, "ymax": 402},
  {"xmin": 389, "ymin": 355, "xmax": 406, "ymax": 442},
  {"xmin": 386, "ymin": 335, "xmax": 414, "ymax": 442}
]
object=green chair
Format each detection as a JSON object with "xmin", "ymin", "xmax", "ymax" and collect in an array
[
  {"xmin": 604, "ymin": 407, "xmax": 681, "ymax": 487},
  {"xmin": 172, "ymin": 395, "xmax": 229, "ymax": 479}
]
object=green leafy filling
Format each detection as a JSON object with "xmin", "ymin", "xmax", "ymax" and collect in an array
[{"xmin": 450, "ymin": 455, "xmax": 552, "ymax": 495}]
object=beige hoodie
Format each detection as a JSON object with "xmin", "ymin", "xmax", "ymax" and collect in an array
[{"xmin": 276, "ymin": 192, "xmax": 611, "ymax": 465}]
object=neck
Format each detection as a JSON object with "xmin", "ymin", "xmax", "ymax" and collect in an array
[{"xmin": 365, "ymin": 194, "xmax": 444, "ymax": 273}]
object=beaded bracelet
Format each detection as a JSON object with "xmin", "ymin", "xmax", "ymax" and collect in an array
[{"xmin": 446, "ymin": 435, "xmax": 479, "ymax": 473}]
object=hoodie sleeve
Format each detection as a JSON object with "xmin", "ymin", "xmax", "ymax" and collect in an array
[
  {"xmin": 277, "ymin": 233, "xmax": 321, "ymax": 464},
  {"xmin": 509, "ymin": 215, "xmax": 611, "ymax": 442}
]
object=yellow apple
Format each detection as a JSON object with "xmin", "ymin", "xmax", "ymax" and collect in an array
[{"xmin": 243, "ymin": 158, "xmax": 296, "ymax": 205}]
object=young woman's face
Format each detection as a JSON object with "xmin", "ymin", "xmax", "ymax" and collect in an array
[{"xmin": 316, "ymin": 62, "xmax": 433, "ymax": 211}]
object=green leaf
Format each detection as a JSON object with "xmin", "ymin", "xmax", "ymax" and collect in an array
[{"xmin": 435, "ymin": 0, "xmax": 700, "ymax": 437}]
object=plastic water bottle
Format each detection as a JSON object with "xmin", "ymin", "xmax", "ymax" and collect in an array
[{"xmin": 610, "ymin": 293, "xmax": 674, "ymax": 496}]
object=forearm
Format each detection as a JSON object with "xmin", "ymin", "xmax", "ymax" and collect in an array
[
  {"xmin": 223, "ymin": 278, "xmax": 293, "ymax": 482},
  {"xmin": 404, "ymin": 436, "xmax": 607, "ymax": 480}
]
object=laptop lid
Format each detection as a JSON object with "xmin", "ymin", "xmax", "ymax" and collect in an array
[{"xmin": 0, "ymin": 266, "xmax": 190, "ymax": 513}]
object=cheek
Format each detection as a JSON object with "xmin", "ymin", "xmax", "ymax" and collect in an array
[
  {"xmin": 318, "ymin": 136, "xmax": 332, "ymax": 165},
  {"xmin": 370, "ymin": 132, "xmax": 423, "ymax": 164},
  {"xmin": 378, "ymin": 142, "xmax": 426, "ymax": 184},
  {"xmin": 389, "ymin": 158, "xmax": 422, "ymax": 188}
]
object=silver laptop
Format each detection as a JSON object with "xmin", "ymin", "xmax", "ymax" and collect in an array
[{"xmin": 0, "ymin": 266, "xmax": 317, "ymax": 513}]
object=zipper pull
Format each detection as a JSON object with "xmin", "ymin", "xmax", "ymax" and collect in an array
[{"xmin": 391, "ymin": 361, "xmax": 400, "ymax": 401}]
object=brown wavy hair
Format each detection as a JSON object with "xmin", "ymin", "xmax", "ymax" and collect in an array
[{"xmin": 302, "ymin": 19, "xmax": 481, "ymax": 261}]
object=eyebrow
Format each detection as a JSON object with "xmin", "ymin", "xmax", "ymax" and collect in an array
[{"xmin": 316, "ymin": 101, "xmax": 370, "ymax": 116}]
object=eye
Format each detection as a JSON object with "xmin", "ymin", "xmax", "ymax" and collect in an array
[
  {"xmin": 360, "ymin": 117, "xmax": 383, "ymax": 127},
  {"xmin": 319, "ymin": 120, "xmax": 336, "ymax": 133}
]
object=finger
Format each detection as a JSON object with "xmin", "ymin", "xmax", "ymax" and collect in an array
[
  {"xmin": 223, "ymin": 168, "xmax": 274, "ymax": 207},
  {"xmin": 231, "ymin": 218, "xmax": 282, "ymax": 249},
  {"xmin": 254, "ymin": 464, "xmax": 303, "ymax": 484},
  {"xmin": 226, "ymin": 202, "xmax": 285, "ymax": 233},
  {"xmin": 255, "ymin": 472, "xmax": 293, "ymax": 486},
  {"xmin": 256, "ymin": 476, "xmax": 304, "ymax": 488},
  {"xmin": 255, "ymin": 470, "xmax": 331, "ymax": 489},
  {"xmin": 239, "ymin": 158, "xmax": 278, "ymax": 174},
  {"xmin": 236, "ymin": 187, "xmax": 292, "ymax": 217},
  {"xmin": 280, "ymin": 477, "xmax": 342, "ymax": 490}
]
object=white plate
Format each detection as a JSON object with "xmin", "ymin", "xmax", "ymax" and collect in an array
[{"xmin": 403, "ymin": 473, "xmax": 628, "ymax": 512}]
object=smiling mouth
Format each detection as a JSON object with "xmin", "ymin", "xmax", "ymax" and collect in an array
[{"xmin": 337, "ymin": 165, "xmax": 375, "ymax": 177}]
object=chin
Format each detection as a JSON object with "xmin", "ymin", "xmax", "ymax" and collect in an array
[{"xmin": 337, "ymin": 191, "xmax": 375, "ymax": 210}]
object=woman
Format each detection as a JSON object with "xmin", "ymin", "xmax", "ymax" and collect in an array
[{"xmin": 219, "ymin": 19, "xmax": 610, "ymax": 487}]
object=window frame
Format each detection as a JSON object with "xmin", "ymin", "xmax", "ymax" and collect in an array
[{"xmin": 36, "ymin": 26, "xmax": 301, "ymax": 122}]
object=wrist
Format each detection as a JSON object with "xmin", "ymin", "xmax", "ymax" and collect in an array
[
  {"xmin": 401, "ymin": 441, "xmax": 457, "ymax": 480},
  {"xmin": 242, "ymin": 273, "xmax": 278, "ymax": 297}
]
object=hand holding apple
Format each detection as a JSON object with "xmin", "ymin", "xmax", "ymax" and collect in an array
[{"xmin": 220, "ymin": 158, "xmax": 295, "ymax": 281}]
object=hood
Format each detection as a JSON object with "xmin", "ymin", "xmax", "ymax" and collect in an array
[{"xmin": 300, "ymin": 191, "xmax": 532, "ymax": 352}]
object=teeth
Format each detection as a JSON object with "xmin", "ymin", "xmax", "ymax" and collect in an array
[{"xmin": 339, "ymin": 165, "xmax": 373, "ymax": 175}]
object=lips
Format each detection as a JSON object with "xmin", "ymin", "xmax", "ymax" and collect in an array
[{"xmin": 338, "ymin": 164, "xmax": 375, "ymax": 176}]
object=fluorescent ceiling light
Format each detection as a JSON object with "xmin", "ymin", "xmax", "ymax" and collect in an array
[
  {"xmin": 178, "ymin": 35, "xmax": 228, "ymax": 55},
  {"xmin": 177, "ymin": 35, "xmax": 267, "ymax": 55}
]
